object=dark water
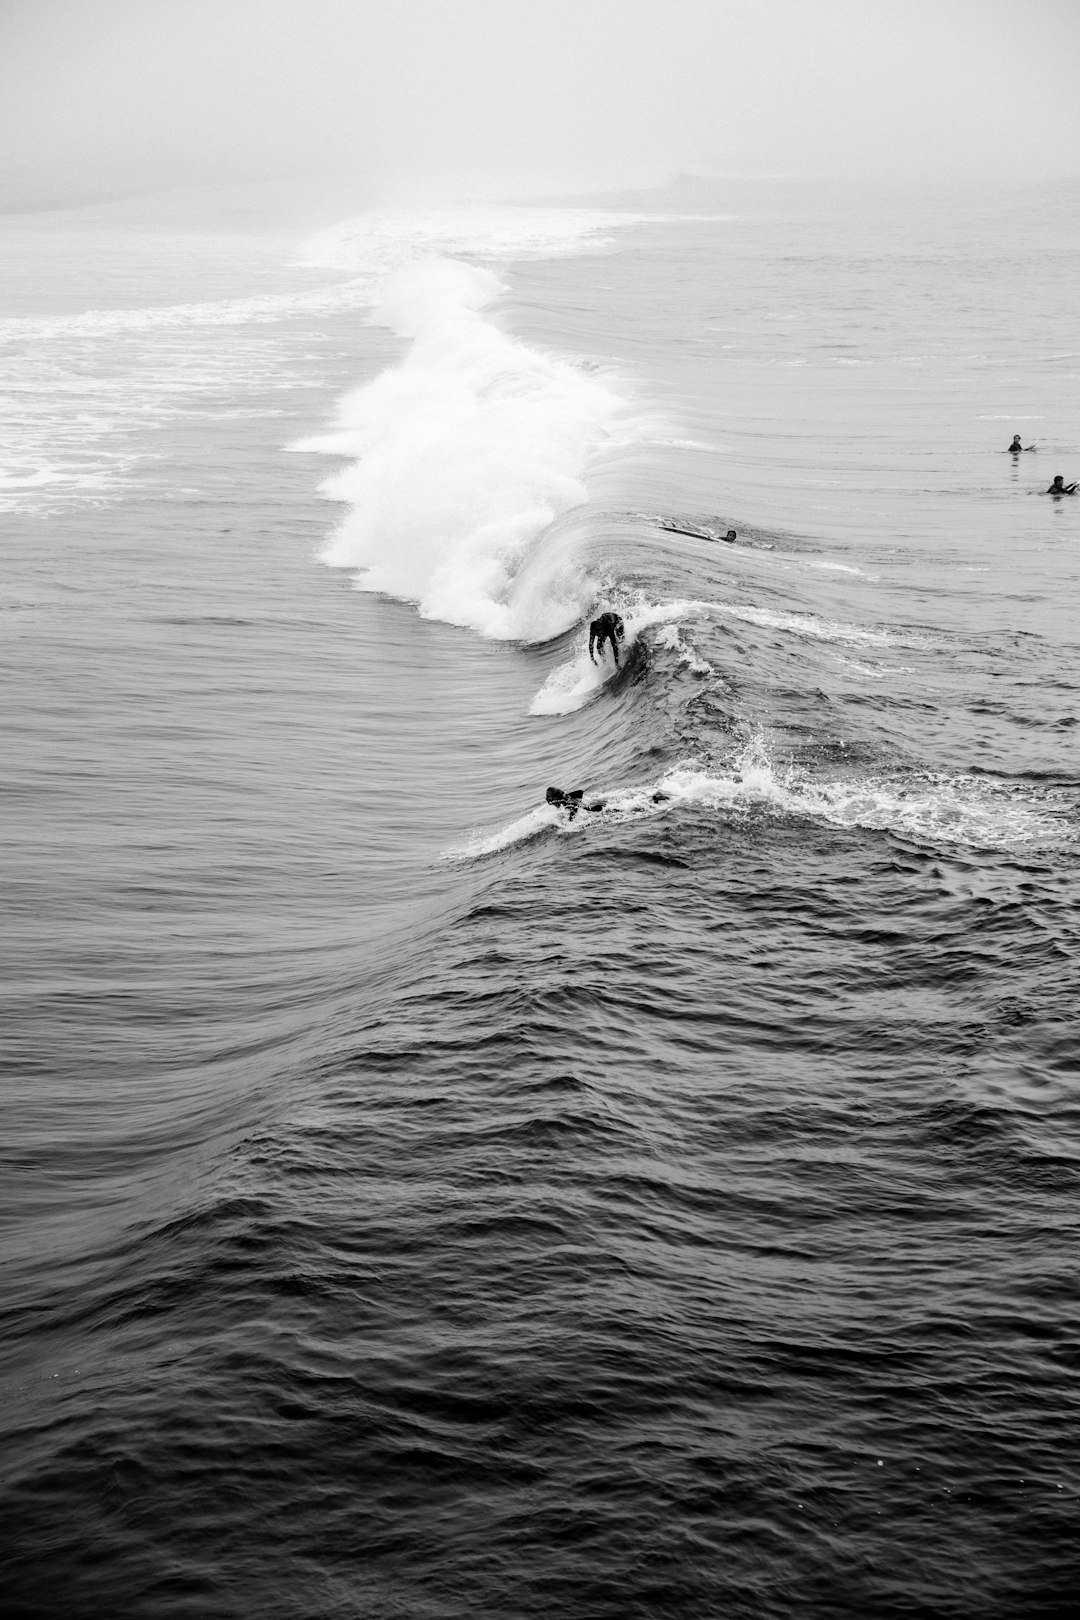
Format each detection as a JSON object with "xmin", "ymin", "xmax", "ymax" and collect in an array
[{"xmin": 2, "ymin": 180, "xmax": 1079, "ymax": 1618}]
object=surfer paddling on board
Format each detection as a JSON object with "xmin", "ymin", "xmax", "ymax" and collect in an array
[
  {"xmin": 1009, "ymin": 434, "xmax": 1035, "ymax": 453},
  {"xmin": 589, "ymin": 611, "xmax": 625, "ymax": 665},
  {"xmin": 546, "ymin": 787, "xmax": 599, "ymax": 820},
  {"xmin": 659, "ymin": 520, "xmax": 737, "ymax": 544},
  {"xmin": 1046, "ymin": 475, "xmax": 1078, "ymax": 495},
  {"xmin": 546, "ymin": 785, "xmax": 671, "ymax": 820}
]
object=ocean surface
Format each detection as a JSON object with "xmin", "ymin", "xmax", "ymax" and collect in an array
[{"xmin": 2, "ymin": 175, "xmax": 1079, "ymax": 1619}]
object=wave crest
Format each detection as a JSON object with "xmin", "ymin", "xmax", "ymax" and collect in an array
[{"xmin": 299, "ymin": 257, "xmax": 630, "ymax": 638}]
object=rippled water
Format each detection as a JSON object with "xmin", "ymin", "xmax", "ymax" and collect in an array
[{"xmin": 2, "ymin": 178, "xmax": 1079, "ymax": 1618}]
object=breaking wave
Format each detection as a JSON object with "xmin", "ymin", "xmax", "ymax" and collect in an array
[{"xmin": 300, "ymin": 257, "xmax": 637, "ymax": 638}]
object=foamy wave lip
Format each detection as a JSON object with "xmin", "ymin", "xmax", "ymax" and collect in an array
[
  {"xmin": 446, "ymin": 803, "xmax": 564, "ymax": 861},
  {"xmin": 301, "ymin": 256, "xmax": 633, "ymax": 640},
  {"xmin": 656, "ymin": 623, "xmax": 713, "ymax": 674},
  {"xmin": 657, "ymin": 742, "xmax": 1066, "ymax": 850},
  {"xmin": 529, "ymin": 599, "xmax": 711, "ymax": 715},
  {"xmin": 449, "ymin": 738, "xmax": 1068, "ymax": 862}
]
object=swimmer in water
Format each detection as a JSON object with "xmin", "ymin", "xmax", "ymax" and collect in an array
[
  {"xmin": 1047, "ymin": 475, "xmax": 1078, "ymax": 495},
  {"xmin": 588, "ymin": 612, "xmax": 626, "ymax": 665},
  {"xmin": 1009, "ymin": 434, "xmax": 1035, "ymax": 453},
  {"xmin": 720, "ymin": 529, "xmax": 737, "ymax": 543}
]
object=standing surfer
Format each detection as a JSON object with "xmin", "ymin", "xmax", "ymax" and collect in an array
[{"xmin": 589, "ymin": 612, "xmax": 626, "ymax": 664}]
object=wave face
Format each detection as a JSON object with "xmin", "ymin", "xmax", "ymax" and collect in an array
[
  {"xmin": 301, "ymin": 256, "xmax": 631, "ymax": 636},
  {"xmin": 4, "ymin": 180, "xmax": 1080, "ymax": 1620}
]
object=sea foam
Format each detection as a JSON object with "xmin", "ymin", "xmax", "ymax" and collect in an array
[
  {"xmin": 451, "ymin": 733, "xmax": 1069, "ymax": 860},
  {"xmin": 299, "ymin": 256, "xmax": 631, "ymax": 639}
]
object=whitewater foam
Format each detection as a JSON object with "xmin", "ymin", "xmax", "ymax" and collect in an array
[
  {"xmin": 447, "ymin": 803, "xmax": 565, "ymax": 861},
  {"xmin": 450, "ymin": 735, "xmax": 1069, "ymax": 861},
  {"xmin": 302, "ymin": 257, "xmax": 634, "ymax": 639},
  {"xmin": 655, "ymin": 739, "xmax": 1067, "ymax": 850}
]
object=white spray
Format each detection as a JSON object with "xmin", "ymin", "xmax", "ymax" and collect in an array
[{"xmin": 298, "ymin": 256, "xmax": 629, "ymax": 639}]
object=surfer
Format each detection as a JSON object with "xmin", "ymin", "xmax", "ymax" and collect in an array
[
  {"xmin": 659, "ymin": 520, "xmax": 736, "ymax": 544},
  {"xmin": 1009, "ymin": 434, "xmax": 1035, "ymax": 453},
  {"xmin": 589, "ymin": 611, "xmax": 625, "ymax": 665},
  {"xmin": 546, "ymin": 787, "xmax": 600, "ymax": 820},
  {"xmin": 546, "ymin": 785, "xmax": 671, "ymax": 820},
  {"xmin": 1046, "ymin": 475, "xmax": 1078, "ymax": 495}
]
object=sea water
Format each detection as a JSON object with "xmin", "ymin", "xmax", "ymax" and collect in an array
[{"xmin": 2, "ymin": 177, "xmax": 1079, "ymax": 1618}]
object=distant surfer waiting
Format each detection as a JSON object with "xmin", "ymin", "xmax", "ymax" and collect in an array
[
  {"xmin": 1009, "ymin": 434, "xmax": 1035, "ymax": 453},
  {"xmin": 589, "ymin": 611, "xmax": 625, "ymax": 665},
  {"xmin": 1046, "ymin": 475, "xmax": 1078, "ymax": 495}
]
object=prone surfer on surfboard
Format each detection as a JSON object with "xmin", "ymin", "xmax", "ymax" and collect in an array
[
  {"xmin": 546, "ymin": 785, "xmax": 671, "ymax": 821},
  {"xmin": 546, "ymin": 788, "xmax": 597, "ymax": 820},
  {"xmin": 589, "ymin": 611, "xmax": 625, "ymax": 665}
]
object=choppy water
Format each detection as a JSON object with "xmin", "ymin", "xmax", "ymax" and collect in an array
[{"xmin": 2, "ymin": 178, "xmax": 1079, "ymax": 1619}]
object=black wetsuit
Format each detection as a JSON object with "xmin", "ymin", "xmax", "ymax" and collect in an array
[
  {"xmin": 546, "ymin": 787, "xmax": 595, "ymax": 820},
  {"xmin": 589, "ymin": 612, "xmax": 625, "ymax": 664}
]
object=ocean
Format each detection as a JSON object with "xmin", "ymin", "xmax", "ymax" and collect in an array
[{"xmin": 2, "ymin": 175, "xmax": 1078, "ymax": 1618}]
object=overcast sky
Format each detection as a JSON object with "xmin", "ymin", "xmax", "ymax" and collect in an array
[{"xmin": 2, "ymin": 0, "xmax": 1079, "ymax": 207}]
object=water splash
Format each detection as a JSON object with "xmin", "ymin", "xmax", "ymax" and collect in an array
[
  {"xmin": 450, "ymin": 733, "xmax": 1070, "ymax": 860},
  {"xmin": 301, "ymin": 257, "xmax": 632, "ymax": 639}
]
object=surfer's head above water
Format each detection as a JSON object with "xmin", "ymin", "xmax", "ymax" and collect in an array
[{"xmin": 1048, "ymin": 475, "xmax": 1078, "ymax": 494}]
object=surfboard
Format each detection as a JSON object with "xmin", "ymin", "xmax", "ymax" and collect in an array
[{"xmin": 658, "ymin": 521, "xmax": 717, "ymax": 541}]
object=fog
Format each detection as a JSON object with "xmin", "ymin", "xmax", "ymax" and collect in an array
[{"xmin": 2, "ymin": 0, "xmax": 1079, "ymax": 210}]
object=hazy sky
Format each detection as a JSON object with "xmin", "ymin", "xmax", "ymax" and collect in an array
[{"xmin": 2, "ymin": 0, "xmax": 1079, "ymax": 206}]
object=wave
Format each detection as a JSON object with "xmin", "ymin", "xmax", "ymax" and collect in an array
[
  {"xmin": 529, "ymin": 599, "xmax": 711, "ymax": 714},
  {"xmin": 299, "ymin": 205, "xmax": 648, "ymax": 273},
  {"xmin": 655, "ymin": 744, "xmax": 1068, "ymax": 849},
  {"xmin": 0, "ymin": 207, "xmax": 645, "ymax": 350},
  {"xmin": 0, "ymin": 282, "xmax": 380, "ymax": 345},
  {"xmin": 300, "ymin": 257, "xmax": 637, "ymax": 639},
  {"xmin": 450, "ymin": 734, "xmax": 1070, "ymax": 861}
]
